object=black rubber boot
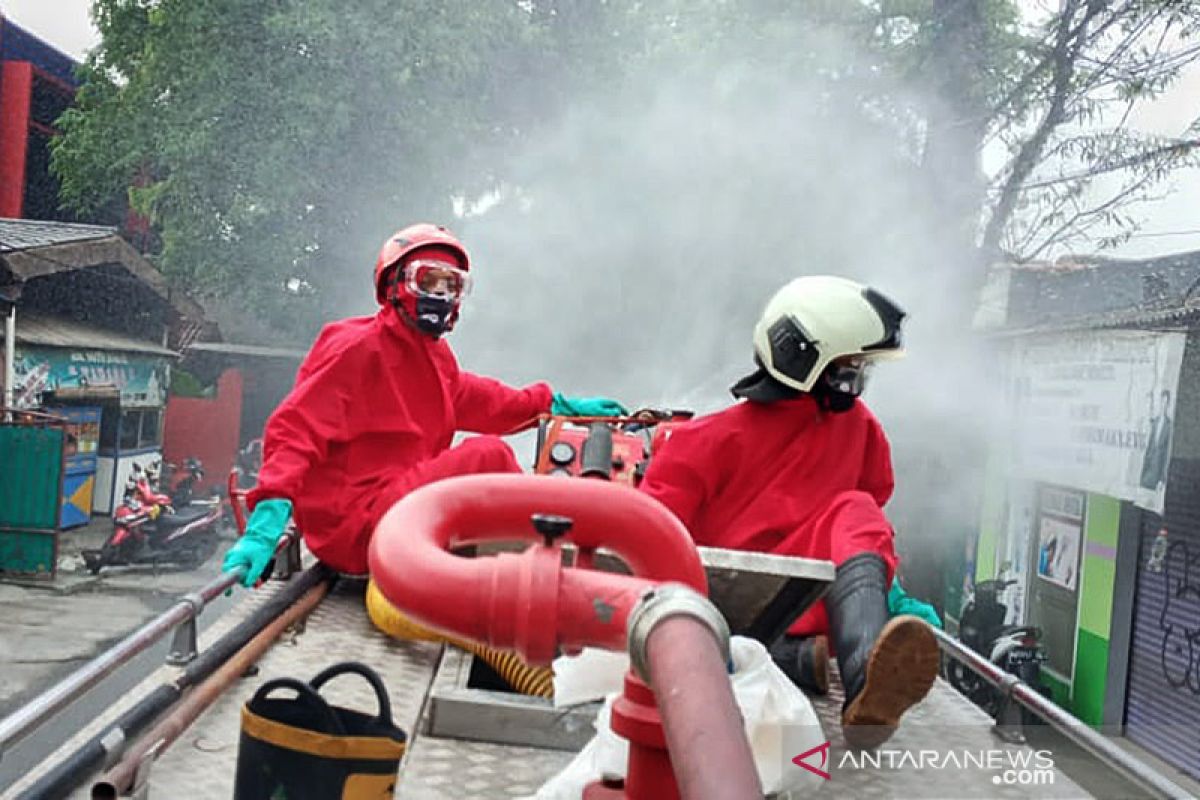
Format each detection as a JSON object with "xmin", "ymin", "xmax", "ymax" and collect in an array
[
  {"xmin": 769, "ymin": 635, "xmax": 829, "ymax": 696},
  {"xmin": 827, "ymin": 553, "xmax": 939, "ymax": 748}
]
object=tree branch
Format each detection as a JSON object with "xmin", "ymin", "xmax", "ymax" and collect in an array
[
  {"xmin": 1020, "ymin": 135, "xmax": 1200, "ymax": 192},
  {"xmin": 1021, "ymin": 168, "xmax": 1161, "ymax": 260},
  {"xmin": 981, "ymin": 0, "xmax": 1105, "ymax": 257}
]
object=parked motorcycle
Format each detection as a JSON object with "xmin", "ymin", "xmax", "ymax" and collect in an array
[
  {"xmin": 235, "ymin": 439, "xmax": 263, "ymax": 490},
  {"xmin": 159, "ymin": 457, "xmax": 207, "ymax": 508},
  {"xmin": 945, "ymin": 576, "xmax": 1050, "ymax": 725},
  {"xmin": 82, "ymin": 458, "xmax": 225, "ymax": 574}
]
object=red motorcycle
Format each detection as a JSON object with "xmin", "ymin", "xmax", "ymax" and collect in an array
[{"xmin": 82, "ymin": 459, "xmax": 226, "ymax": 574}]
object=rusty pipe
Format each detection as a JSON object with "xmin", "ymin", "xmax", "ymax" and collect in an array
[
  {"xmin": 93, "ymin": 577, "xmax": 331, "ymax": 796},
  {"xmin": 369, "ymin": 474, "xmax": 706, "ymax": 664}
]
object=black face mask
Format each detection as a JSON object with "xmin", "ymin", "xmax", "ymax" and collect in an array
[
  {"xmin": 413, "ymin": 295, "xmax": 456, "ymax": 337},
  {"xmin": 813, "ymin": 362, "xmax": 867, "ymax": 413}
]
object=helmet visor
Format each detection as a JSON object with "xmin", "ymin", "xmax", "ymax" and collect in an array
[{"xmin": 403, "ymin": 260, "xmax": 472, "ymax": 301}]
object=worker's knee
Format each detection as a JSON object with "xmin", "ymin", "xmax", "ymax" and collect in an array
[
  {"xmin": 454, "ymin": 435, "xmax": 521, "ymax": 473},
  {"xmin": 821, "ymin": 491, "xmax": 897, "ymax": 570}
]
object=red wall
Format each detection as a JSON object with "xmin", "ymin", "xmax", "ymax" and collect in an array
[
  {"xmin": 0, "ymin": 60, "xmax": 33, "ymax": 217},
  {"xmin": 163, "ymin": 368, "xmax": 243, "ymax": 494}
]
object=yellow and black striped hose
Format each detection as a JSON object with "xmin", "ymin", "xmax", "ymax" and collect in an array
[{"xmin": 365, "ymin": 578, "xmax": 554, "ymax": 698}]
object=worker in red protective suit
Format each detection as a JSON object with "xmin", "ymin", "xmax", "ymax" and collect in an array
[
  {"xmin": 222, "ymin": 223, "xmax": 625, "ymax": 582},
  {"xmin": 639, "ymin": 275, "xmax": 938, "ymax": 748}
]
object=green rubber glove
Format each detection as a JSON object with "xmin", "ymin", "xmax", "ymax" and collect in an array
[
  {"xmin": 551, "ymin": 392, "xmax": 628, "ymax": 417},
  {"xmin": 222, "ymin": 498, "xmax": 292, "ymax": 588},
  {"xmin": 888, "ymin": 576, "xmax": 943, "ymax": 629}
]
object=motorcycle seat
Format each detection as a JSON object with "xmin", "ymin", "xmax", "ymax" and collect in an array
[
  {"xmin": 995, "ymin": 624, "xmax": 1042, "ymax": 639},
  {"xmin": 157, "ymin": 505, "xmax": 212, "ymax": 530}
]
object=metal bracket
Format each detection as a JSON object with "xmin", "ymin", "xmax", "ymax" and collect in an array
[
  {"xmin": 165, "ymin": 593, "xmax": 204, "ymax": 666},
  {"xmin": 990, "ymin": 672, "xmax": 1027, "ymax": 745},
  {"xmin": 273, "ymin": 531, "xmax": 302, "ymax": 581},
  {"xmin": 98, "ymin": 726, "xmax": 127, "ymax": 770},
  {"xmin": 626, "ymin": 583, "xmax": 731, "ymax": 685}
]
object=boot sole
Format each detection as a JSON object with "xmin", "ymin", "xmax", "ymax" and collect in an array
[
  {"xmin": 842, "ymin": 616, "xmax": 939, "ymax": 749},
  {"xmin": 811, "ymin": 635, "xmax": 830, "ymax": 695}
]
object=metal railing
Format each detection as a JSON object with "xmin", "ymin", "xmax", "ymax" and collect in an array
[
  {"xmin": 0, "ymin": 532, "xmax": 298, "ymax": 761},
  {"xmin": 933, "ymin": 627, "xmax": 1192, "ymax": 800}
]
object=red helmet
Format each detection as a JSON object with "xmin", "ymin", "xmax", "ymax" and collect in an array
[{"xmin": 373, "ymin": 223, "xmax": 470, "ymax": 304}]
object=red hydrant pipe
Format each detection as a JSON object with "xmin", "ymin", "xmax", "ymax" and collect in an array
[
  {"xmin": 645, "ymin": 616, "xmax": 761, "ymax": 799},
  {"xmin": 369, "ymin": 473, "xmax": 761, "ymax": 799},
  {"xmin": 368, "ymin": 474, "xmax": 707, "ymax": 663}
]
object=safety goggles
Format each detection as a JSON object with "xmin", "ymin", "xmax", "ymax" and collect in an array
[{"xmin": 403, "ymin": 260, "xmax": 472, "ymax": 300}]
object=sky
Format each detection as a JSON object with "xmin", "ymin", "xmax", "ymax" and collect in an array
[
  {"xmin": 2, "ymin": 0, "xmax": 95, "ymax": 61},
  {"xmin": 2, "ymin": 0, "xmax": 1198, "ymax": 259}
]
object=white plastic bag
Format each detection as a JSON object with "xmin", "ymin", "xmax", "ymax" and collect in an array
[
  {"xmin": 551, "ymin": 647, "xmax": 631, "ymax": 708},
  {"xmin": 529, "ymin": 636, "xmax": 826, "ymax": 799}
]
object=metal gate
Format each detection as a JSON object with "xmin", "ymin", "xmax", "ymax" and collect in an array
[
  {"xmin": 1124, "ymin": 458, "xmax": 1200, "ymax": 780},
  {"xmin": 0, "ymin": 413, "xmax": 65, "ymax": 577}
]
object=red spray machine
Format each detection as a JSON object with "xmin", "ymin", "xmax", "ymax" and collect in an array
[
  {"xmin": 533, "ymin": 408, "xmax": 694, "ymax": 484},
  {"xmin": 369, "ymin": 473, "xmax": 761, "ymax": 800}
]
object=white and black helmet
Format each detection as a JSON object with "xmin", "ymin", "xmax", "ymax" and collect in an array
[{"xmin": 732, "ymin": 276, "xmax": 905, "ymax": 406}]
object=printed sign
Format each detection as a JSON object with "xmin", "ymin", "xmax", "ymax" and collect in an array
[
  {"xmin": 1036, "ymin": 515, "xmax": 1081, "ymax": 591},
  {"xmin": 1008, "ymin": 331, "xmax": 1185, "ymax": 514},
  {"xmin": 13, "ymin": 347, "xmax": 168, "ymax": 409}
]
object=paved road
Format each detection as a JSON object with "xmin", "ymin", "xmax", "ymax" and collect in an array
[
  {"xmin": 0, "ymin": 590, "xmax": 235, "ymax": 795},
  {"xmin": 0, "ymin": 534, "xmax": 236, "ymax": 795}
]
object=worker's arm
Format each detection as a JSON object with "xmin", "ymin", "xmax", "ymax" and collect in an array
[
  {"xmin": 248, "ymin": 345, "xmax": 361, "ymax": 507},
  {"xmin": 859, "ymin": 414, "xmax": 895, "ymax": 508},
  {"xmin": 638, "ymin": 425, "xmax": 714, "ymax": 533},
  {"xmin": 227, "ymin": 339, "xmax": 362, "ymax": 587},
  {"xmin": 453, "ymin": 371, "xmax": 555, "ymax": 434}
]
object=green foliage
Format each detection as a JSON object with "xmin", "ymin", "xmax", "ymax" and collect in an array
[
  {"xmin": 52, "ymin": 0, "xmax": 1200, "ymax": 337},
  {"xmin": 55, "ymin": 0, "xmax": 613, "ymax": 336}
]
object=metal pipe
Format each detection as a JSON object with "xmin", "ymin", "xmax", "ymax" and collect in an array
[
  {"xmin": 16, "ymin": 688, "xmax": 180, "ymax": 800},
  {"xmin": 934, "ymin": 628, "xmax": 1192, "ymax": 800},
  {"xmin": 4, "ymin": 302, "xmax": 16, "ymax": 412},
  {"xmin": 0, "ymin": 533, "xmax": 296, "ymax": 758},
  {"xmin": 580, "ymin": 423, "xmax": 614, "ymax": 479},
  {"xmin": 14, "ymin": 562, "xmax": 331, "ymax": 799},
  {"xmin": 94, "ymin": 576, "xmax": 331, "ymax": 795},
  {"xmin": 644, "ymin": 615, "xmax": 761, "ymax": 800}
]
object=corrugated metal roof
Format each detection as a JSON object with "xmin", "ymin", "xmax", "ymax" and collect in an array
[
  {"xmin": 0, "ymin": 18, "xmax": 81, "ymax": 85},
  {"xmin": 186, "ymin": 341, "xmax": 306, "ymax": 359},
  {"xmin": 0, "ymin": 313, "xmax": 179, "ymax": 357},
  {"xmin": 987, "ymin": 298, "xmax": 1200, "ymax": 337},
  {"xmin": 0, "ymin": 219, "xmax": 116, "ymax": 252}
]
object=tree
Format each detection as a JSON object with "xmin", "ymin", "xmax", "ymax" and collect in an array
[
  {"xmin": 54, "ymin": 0, "xmax": 1200, "ymax": 341},
  {"xmin": 53, "ymin": 0, "xmax": 626, "ymax": 339},
  {"xmin": 895, "ymin": 0, "xmax": 1200, "ymax": 268}
]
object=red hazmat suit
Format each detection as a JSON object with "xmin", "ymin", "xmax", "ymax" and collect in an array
[
  {"xmin": 248, "ymin": 309, "xmax": 552, "ymax": 574},
  {"xmin": 639, "ymin": 395, "xmax": 897, "ymax": 636}
]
